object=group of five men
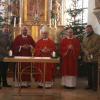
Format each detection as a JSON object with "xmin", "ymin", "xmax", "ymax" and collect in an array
[{"xmin": 0, "ymin": 24, "xmax": 99, "ymax": 91}]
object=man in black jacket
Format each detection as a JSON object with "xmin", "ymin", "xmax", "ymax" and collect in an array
[{"xmin": 0, "ymin": 25, "xmax": 12, "ymax": 88}]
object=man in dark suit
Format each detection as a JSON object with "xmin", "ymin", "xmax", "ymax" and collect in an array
[{"xmin": 0, "ymin": 25, "xmax": 12, "ymax": 88}]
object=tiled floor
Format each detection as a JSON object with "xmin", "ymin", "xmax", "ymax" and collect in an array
[{"xmin": 0, "ymin": 78, "xmax": 100, "ymax": 100}]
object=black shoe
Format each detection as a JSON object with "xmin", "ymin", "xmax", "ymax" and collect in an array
[
  {"xmin": 20, "ymin": 86, "xmax": 28, "ymax": 88},
  {"xmin": 21, "ymin": 85, "xmax": 31, "ymax": 88},
  {"xmin": 93, "ymin": 88, "xmax": 97, "ymax": 91},
  {"xmin": 27, "ymin": 85, "xmax": 31, "ymax": 88},
  {"xmin": 64, "ymin": 86, "xmax": 76, "ymax": 89},
  {"xmin": 45, "ymin": 87, "xmax": 52, "ymax": 89},
  {"xmin": 37, "ymin": 86, "xmax": 43, "ymax": 88},
  {"xmin": 3, "ymin": 84, "xmax": 12, "ymax": 87},
  {"xmin": 63, "ymin": 86, "xmax": 68, "ymax": 89},
  {"xmin": 85, "ymin": 86, "xmax": 91, "ymax": 89}
]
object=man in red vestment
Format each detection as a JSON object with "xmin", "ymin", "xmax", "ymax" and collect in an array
[
  {"xmin": 60, "ymin": 27, "xmax": 80, "ymax": 89},
  {"xmin": 12, "ymin": 26, "xmax": 35, "ymax": 87},
  {"xmin": 34, "ymin": 25, "xmax": 56, "ymax": 88}
]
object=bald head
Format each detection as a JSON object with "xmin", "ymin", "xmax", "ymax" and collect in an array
[{"xmin": 22, "ymin": 26, "xmax": 28, "ymax": 36}]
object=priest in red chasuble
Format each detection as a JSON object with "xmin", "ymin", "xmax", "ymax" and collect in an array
[
  {"xmin": 34, "ymin": 25, "xmax": 56, "ymax": 88},
  {"xmin": 12, "ymin": 26, "xmax": 35, "ymax": 87},
  {"xmin": 60, "ymin": 27, "xmax": 80, "ymax": 89}
]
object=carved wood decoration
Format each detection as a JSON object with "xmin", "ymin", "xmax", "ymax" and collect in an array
[
  {"xmin": 94, "ymin": 0, "xmax": 100, "ymax": 24},
  {"xmin": 95, "ymin": 0, "xmax": 100, "ymax": 8}
]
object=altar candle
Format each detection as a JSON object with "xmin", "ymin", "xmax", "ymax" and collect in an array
[
  {"xmin": 19, "ymin": 17, "xmax": 21, "ymax": 28},
  {"xmin": 9, "ymin": 50, "xmax": 13, "ymax": 56},
  {"xmin": 8, "ymin": 0, "xmax": 10, "ymax": 24},
  {"xmin": 49, "ymin": 18, "xmax": 51, "ymax": 28},
  {"xmin": 8, "ymin": 0, "xmax": 10, "ymax": 5},
  {"xmin": 54, "ymin": 19, "xmax": 57, "ymax": 29},
  {"xmin": 14, "ymin": 17, "xmax": 16, "ymax": 27},
  {"xmin": 50, "ymin": 0, "xmax": 52, "ymax": 10},
  {"xmin": 52, "ymin": 51, "xmax": 56, "ymax": 57},
  {"xmin": 19, "ymin": 0, "xmax": 22, "ymax": 28},
  {"xmin": 13, "ymin": 31, "xmax": 15, "ymax": 39}
]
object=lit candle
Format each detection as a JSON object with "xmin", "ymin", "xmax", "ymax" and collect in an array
[
  {"xmin": 14, "ymin": 17, "xmax": 16, "ymax": 27},
  {"xmin": 49, "ymin": 18, "xmax": 51, "ymax": 28},
  {"xmin": 50, "ymin": 0, "xmax": 52, "ymax": 10},
  {"xmin": 52, "ymin": 51, "xmax": 56, "ymax": 57},
  {"xmin": 19, "ymin": 17, "xmax": 22, "ymax": 34},
  {"xmin": 19, "ymin": 0, "xmax": 22, "ymax": 28},
  {"xmin": 8, "ymin": 0, "xmax": 10, "ymax": 5},
  {"xmin": 19, "ymin": 17, "xmax": 21, "ymax": 27},
  {"xmin": 8, "ymin": 0, "xmax": 10, "ymax": 24},
  {"xmin": 9, "ymin": 50, "xmax": 13, "ymax": 56},
  {"xmin": 54, "ymin": 19, "xmax": 57, "ymax": 29},
  {"xmin": 13, "ymin": 31, "xmax": 15, "ymax": 39}
]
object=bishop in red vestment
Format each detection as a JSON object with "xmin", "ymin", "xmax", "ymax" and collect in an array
[
  {"xmin": 60, "ymin": 27, "xmax": 80, "ymax": 88},
  {"xmin": 34, "ymin": 25, "xmax": 56, "ymax": 88},
  {"xmin": 12, "ymin": 26, "xmax": 35, "ymax": 87}
]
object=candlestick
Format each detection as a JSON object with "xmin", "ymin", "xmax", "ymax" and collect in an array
[
  {"xmin": 50, "ymin": 0, "xmax": 52, "ymax": 10},
  {"xmin": 14, "ymin": 17, "xmax": 16, "ymax": 27},
  {"xmin": 52, "ymin": 51, "xmax": 56, "ymax": 58},
  {"xmin": 19, "ymin": 0, "xmax": 22, "ymax": 28},
  {"xmin": 49, "ymin": 18, "xmax": 52, "ymax": 28},
  {"xmin": 13, "ymin": 31, "xmax": 15, "ymax": 39},
  {"xmin": 19, "ymin": 17, "xmax": 21, "ymax": 28},
  {"xmin": 54, "ymin": 19, "xmax": 57, "ymax": 29},
  {"xmin": 9, "ymin": 50, "xmax": 13, "ymax": 56},
  {"xmin": 8, "ymin": 0, "xmax": 10, "ymax": 5}
]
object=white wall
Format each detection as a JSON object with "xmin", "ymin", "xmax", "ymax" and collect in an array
[{"xmin": 88, "ymin": 0, "xmax": 100, "ymax": 35}]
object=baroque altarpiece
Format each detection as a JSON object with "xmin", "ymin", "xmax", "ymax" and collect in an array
[
  {"xmin": 22, "ymin": 0, "xmax": 63, "ymax": 42},
  {"xmin": 22, "ymin": 0, "xmax": 62, "ymax": 41},
  {"xmin": 5, "ymin": 0, "xmax": 63, "ymax": 42}
]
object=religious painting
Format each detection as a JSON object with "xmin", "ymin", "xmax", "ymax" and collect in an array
[{"xmin": 24, "ymin": 0, "xmax": 48, "ymax": 24}]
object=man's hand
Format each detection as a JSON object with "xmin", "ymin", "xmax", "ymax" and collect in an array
[
  {"xmin": 41, "ymin": 47, "xmax": 50, "ymax": 53},
  {"xmin": 22, "ymin": 44, "xmax": 30, "ymax": 49},
  {"xmin": 84, "ymin": 50, "xmax": 89, "ymax": 56},
  {"xmin": 68, "ymin": 44, "xmax": 74, "ymax": 50}
]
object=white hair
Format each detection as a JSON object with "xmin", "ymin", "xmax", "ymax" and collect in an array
[{"xmin": 40, "ymin": 25, "xmax": 49, "ymax": 33}]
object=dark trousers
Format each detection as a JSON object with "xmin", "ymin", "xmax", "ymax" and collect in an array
[
  {"xmin": 86, "ymin": 62, "xmax": 98, "ymax": 90},
  {"xmin": 0, "ymin": 62, "xmax": 9, "ymax": 86}
]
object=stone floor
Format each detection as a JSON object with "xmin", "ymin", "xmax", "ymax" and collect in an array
[{"xmin": 0, "ymin": 78, "xmax": 100, "ymax": 100}]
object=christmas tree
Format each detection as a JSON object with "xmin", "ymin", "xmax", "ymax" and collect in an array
[{"xmin": 66, "ymin": 0, "xmax": 85, "ymax": 41}]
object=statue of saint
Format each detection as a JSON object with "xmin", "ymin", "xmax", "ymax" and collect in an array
[{"xmin": 52, "ymin": 0, "xmax": 61, "ymax": 25}]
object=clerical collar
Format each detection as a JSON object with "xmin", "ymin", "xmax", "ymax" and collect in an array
[
  {"xmin": 22, "ymin": 34, "xmax": 28, "ymax": 38},
  {"xmin": 43, "ymin": 38, "xmax": 48, "ymax": 40},
  {"xmin": 66, "ymin": 36, "xmax": 74, "ymax": 39}
]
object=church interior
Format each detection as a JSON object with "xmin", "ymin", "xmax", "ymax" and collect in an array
[{"xmin": 0, "ymin": 0, "xmax": 100, "ymax": 100}]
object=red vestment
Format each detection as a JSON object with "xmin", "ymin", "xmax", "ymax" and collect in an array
[
  {"xmin": 60, "ymin": 38, "xmax": 80, "ymax": 76},
  {"xmin": 12, "ymin": 35, "xmax": 35, "ymax": 81},
  {"xmin": 34, "ymin": 38, "xmax": 56, "ymax": 83}
]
